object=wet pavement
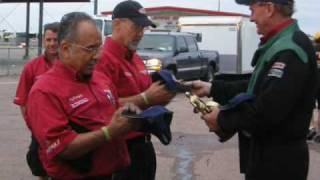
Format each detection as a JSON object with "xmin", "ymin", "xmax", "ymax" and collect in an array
[{"xmin": 0, "ymin": 76, "xmax": 319, "ymax": 180}]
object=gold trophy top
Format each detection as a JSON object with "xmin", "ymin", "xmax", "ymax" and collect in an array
[{"xmin": 185, "ymin": 92, "xmax": 219, "ymax": 114}]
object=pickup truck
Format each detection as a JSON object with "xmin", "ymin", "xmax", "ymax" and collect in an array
[{"xmin": 137, "ymin": 32, "xmax": 219, "ymax": 81}]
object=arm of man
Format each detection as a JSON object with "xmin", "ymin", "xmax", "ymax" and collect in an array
[
  {"xmin": 61, "ymin": 106, "xmax": 137, "ymax": 159},
  {"xmin": 119, "ymin": 81, "xmax": 175, "ymax": 109},
  {"xmin": 14, "ymin": 62, "xmax": 34, "ymax": 120},
  {"xmin": 27, "ymin": 90, "xmax": 137, "ymax": 160},
  {"xmin": 216, "ymin": 50, "xmax": 312, "ymax": 136},
  {"xmin": 211, "ymin": 79, "xmax": 249, "ymax": 105},
  {"xmin": 189, "ymin": 79, "xmax": 248, "ymax": 105}
]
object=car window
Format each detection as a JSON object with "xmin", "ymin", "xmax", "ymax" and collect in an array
[
  {"xmin": 185, "ymin": 36, "xmax": 197, "ymax": 52},
  {"xmin": 176, "ymin": 36, "xmax": 188, "ymax": 52}
]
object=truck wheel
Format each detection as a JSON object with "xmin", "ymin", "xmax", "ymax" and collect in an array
[{"xmin": 201, "ymin": 66, "xmax": 214, "ymax": 82}]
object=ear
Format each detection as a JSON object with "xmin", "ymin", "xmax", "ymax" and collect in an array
[
  {"xmin": 266, "ymin": 3, "xmax": 276, "ymax": 18},
  {"xmin": 60, "ymin": 40, "xmax": 72, "ymax": 60}
]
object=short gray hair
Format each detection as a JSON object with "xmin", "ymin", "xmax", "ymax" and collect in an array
[
  {"xmin": 274, "ymin": 0, "xmax": 295, "ymax": 17},
  {"xmin": 58, "ymin": 12, "xmax": 96, "ymax": 44}
]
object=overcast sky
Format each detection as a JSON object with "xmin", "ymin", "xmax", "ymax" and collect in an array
[{"xmin": 0, "ymin": 0, "xmax": 319, "ymax": 36}]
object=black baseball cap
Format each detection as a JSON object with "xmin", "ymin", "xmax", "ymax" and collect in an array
[
  {"xmin": 235, "ymin": 0, "xmax": 293, "ymax": 5},
  {"xmin": 112, "ymin": 0, "xmax": 156, "ymax": 28}
]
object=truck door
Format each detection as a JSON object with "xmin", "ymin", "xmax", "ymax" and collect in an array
[
  {"xmin": 175, "ymin": 36, "xmax": 189, "ymax": 79},
  {"xmin": 177, "ymin": 36, "xmax": 203, "ymax": 79}
]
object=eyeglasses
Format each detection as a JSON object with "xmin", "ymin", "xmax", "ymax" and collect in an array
[{"xmin": 72, "ymin": 43, "xmax": 102, "ymax": 54}]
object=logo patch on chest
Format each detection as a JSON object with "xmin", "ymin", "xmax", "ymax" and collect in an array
[{"xmin": 268, "ymin": 68, "xmax": 284, "ymax": 78}]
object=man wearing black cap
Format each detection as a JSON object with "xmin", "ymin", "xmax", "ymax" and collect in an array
[
  {"xmin": 188, "ymin": 0, "xmax": 318, "ymax": 180},
  {"xmin": 95, "ymin": 1, "xmax": 175, "ymax": 180}
]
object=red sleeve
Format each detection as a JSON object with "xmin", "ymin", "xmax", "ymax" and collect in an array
[
  {"xmin": 14, "ymin": 62, "xmax": 34, "ymax": 106},
  {"xmin": 27, "ymin": 89, "xmax": 77, "ymax": 161}
]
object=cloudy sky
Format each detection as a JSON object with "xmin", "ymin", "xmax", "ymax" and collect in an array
[{"xmin": 0, "ymin": 0, "xmax": 319, "ymax": 36}]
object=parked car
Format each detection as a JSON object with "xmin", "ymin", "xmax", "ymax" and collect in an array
[{"xmin": 137, "ymin": 32, "xmax": 219, "ymax": 81}]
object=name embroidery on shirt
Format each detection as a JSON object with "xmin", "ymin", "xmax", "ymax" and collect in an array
[{"xmin": 69, "ymin": 94, "xmax": 89, "ymax": 109}]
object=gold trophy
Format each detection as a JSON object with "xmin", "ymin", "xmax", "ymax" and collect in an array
[
  {"xmin": 185, "ymin": 92, "xmax": 234, "ymax": 142},
  {"xmin": 185, "ymin": 92, "xmax": 219, "ymax": 114}
]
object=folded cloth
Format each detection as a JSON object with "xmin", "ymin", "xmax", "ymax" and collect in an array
[
  {"xmin": 122, "ymin": 105, "xmax": 173, "ymax": 145},
  {"xmin": 151, "ymin": 70, "xmax": 187, "ymax": 92},
  {"xmin": 217, "ymin": 93, "xmax": 255, "ymax": 142}
]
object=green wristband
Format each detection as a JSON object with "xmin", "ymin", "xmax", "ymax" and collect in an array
[{"xmin": 101, "ymin": 126, "xmax": 111, "ymax": 141}]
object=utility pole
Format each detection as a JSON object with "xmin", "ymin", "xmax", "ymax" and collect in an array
[
  {"xmin": 38, "ymin": 0, "xmax": 44, "ymax": 55},
  {"xmin": 24, "ymin": 0, "xmax": 30, "ymax": 59},
  {"xmin": 218, "ymin": 0, "xmax": 221, "ymax": 11},
  {"xmin": 94, "ymin": 0, "xmax": 98, "ymax": 15}
]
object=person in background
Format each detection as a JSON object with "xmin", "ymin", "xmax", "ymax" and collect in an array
[
  {"xmin": 13, "ymin": 22, "xmax": 60, "ymax": 180},
  {"xmin": 26, "ymin": 12, "xmax": 141, "ymax": 179},
  {"xmin": 188, "ymin": 0, "xmax": 318, "ymax": 179},
  {"xmin": 95, "ymin": 1, "xmax": 175, "ymax": 180}
]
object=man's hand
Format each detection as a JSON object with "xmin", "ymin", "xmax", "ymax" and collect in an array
[
  {"xmin": 108, "ymin": 103, "xmax": 142, "ymax": 139},
  {"xmin": 201, "ymin": 107, "xmax": 221, "ymax": 132},
  {"xmin": 185, "ymin": 80, "xmax": 212, "ymax": 98},
  {"xmin": 144, "ymin": 81, "xmax": 176, "ymax": 106}
]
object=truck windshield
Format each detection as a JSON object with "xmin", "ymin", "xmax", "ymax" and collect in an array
[
  {"xmin": 95, "ymin": 19, "xmax": 112, "ymax": 36},
  {"xmin": 138, "ymin": 35, "xmax": 174, "ymax": 52}
]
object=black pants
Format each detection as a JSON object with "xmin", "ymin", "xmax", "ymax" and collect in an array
[
  {"xmin": 112, "ymin": 135, "xmax": 156, "ymax": 180},
  {"xmin": 26, "ymin": 136, "xmax": 47, "ymax": 176}
]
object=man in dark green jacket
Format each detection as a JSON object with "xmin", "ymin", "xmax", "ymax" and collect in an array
[{"xmin": 189, "ymin": 0, "xmax": 318, "ymax": 179}]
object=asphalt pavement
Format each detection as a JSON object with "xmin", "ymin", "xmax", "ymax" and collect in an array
[{"xmin": 0, "ymin": 76, "xmax": 319, "ymax": 180}]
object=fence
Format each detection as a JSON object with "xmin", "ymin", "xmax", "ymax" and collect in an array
[{"xmin": 0, "ymin": 47, "xmax": 38, "ymax": 76}]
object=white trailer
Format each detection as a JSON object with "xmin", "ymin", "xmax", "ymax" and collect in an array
[{"xmin": 179, "ymin": 16, "xmax": 259, "ymax": 75}]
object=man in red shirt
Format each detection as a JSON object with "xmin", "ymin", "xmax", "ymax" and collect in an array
[
  {"xmin": 95, "ymin": 1, "xmax": 175, "ymax": 180},
  {"xmin": 14, "ymin": 22, "xmax": 59, "ymax": 179},
  {"xmin": 27, "ymin": 12, "xmax": 140, "ymax": 179}
]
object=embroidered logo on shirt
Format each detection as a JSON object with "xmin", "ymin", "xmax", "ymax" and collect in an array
[
  {"xmin": 140, "ymin": 70, "xmax": 148, "ymax": 75},
  {"xmin": 271, "ymin": 62, "xmax": 286, "ymax": 70},
  {"xmin": 34, "ymin": 75, "xmax": 43, "ymax": 81},
  {"xmin": 268, "ymin": 62, "xmax": 286, "ymax": 78},
  {"xmin": 104, "ymin": 89, "xmax": 116, "ymax": 107},
  {"xmin": 268, "ymin": 68, "xmax": 284, "ymax": 78},
  {"xmin": 46, "ymin": 139, "xmax": 61, "ymax": 154},
  {"xmin": 69, "ymin": 94, "xmax": 89, "ymax": 109},
  {"xmin": 124, "ymin": 72, "xmax": 133, "ymax": 77}
]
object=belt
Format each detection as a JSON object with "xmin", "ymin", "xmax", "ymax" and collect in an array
[{"xmin": 127, "ymin": 134, "xmax": 151, "ymax": 145}]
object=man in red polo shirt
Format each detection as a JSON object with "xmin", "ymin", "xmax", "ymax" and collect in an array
[
  {"xmin": 27, "ymin": 12, "xmax": 140, "ymax": 179},
  {"xmin": 95, "ymin": 1, "xmax": 175, "ymax": 180},
  {"xmin": 14, "ymin": 22, "xmax": 59, "ymax": 179}
]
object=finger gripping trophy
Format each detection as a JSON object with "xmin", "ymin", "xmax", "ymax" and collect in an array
[{"xmin": 185, "ymin": 92, "xmax": 234, "ymax": 142}]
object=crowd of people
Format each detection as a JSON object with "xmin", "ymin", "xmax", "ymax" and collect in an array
[{"xmin": 13, "ymin": 0, "xmax": 319, "ymax": 180}]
